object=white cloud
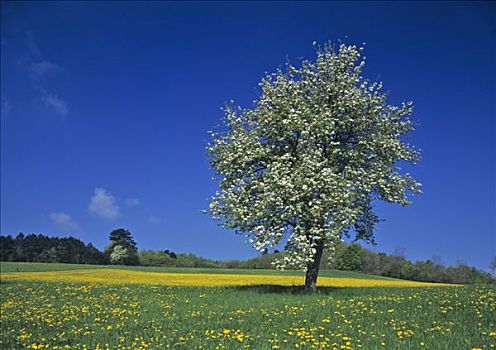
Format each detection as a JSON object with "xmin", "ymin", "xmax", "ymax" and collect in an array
[
  {"xmin": 88, "ymin": 187, "xmax": 120, "ymax": 220},
  {"xmin": 1, "ymin": 96, "xmax": 11, "ymax": 117},
  {"xmin": 19, "ymin": 38, "xmax": 68, "ymax": 118},
  {"xmin": 148, "ymin": 216, "xmax": 161, "ymax": 224},
  {"xmin": 26, "ymin": 33, "xmax": 41, "ymax": 58},
  {"xmin": 30, "ymin": 61, "xmax": 61, "ymax": 80},
  {"xmin": 42, "ymin": 93, "xmax": 68, "ymax": 117},
  {"xmin": 125, "ymin": 198, "xmax": 140, "ymax": 207},
  {"xmin": 1, "ymin": 35, "xmax": 68, "ymax": 119},
  {"xmin": 49, "ymin": 212, "xmax": 80, "ymax": 232}
]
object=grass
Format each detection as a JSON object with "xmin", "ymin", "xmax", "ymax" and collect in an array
[
  {"xmin": 1, "ymin": 262, "xmax": 494, "ymax": 350},
  {"xmin": 0, "ymin": 261, "xmax": 401, "ymax": 280},
  {"xmin": 2, "ymin": 268, "xmax": 446, "ymax": 288}
]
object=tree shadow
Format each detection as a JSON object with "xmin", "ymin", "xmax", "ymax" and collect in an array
[{"xmin": 229, "ymin": 284, "xmax": 342, "ymax": 295}]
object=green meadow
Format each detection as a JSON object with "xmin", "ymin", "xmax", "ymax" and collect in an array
[{"xmin": 1, "ymin": 262, "xmax": 495, "ymax": 350}]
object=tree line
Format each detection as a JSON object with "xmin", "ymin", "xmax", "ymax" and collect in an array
[
  {"xmin": 1, "ymin": 231, "xmax": 493, "ymax": 284},
  {"xmin": 327, "ymin": 242, "xmax": 495, "ymax": 284},
  {"xmin": 0, "ymin": 233, "xmax": 107, "ymax": 265},
  {"xmin": 0, "ymin": 229, "xmax": 140, "ymax": 266}
]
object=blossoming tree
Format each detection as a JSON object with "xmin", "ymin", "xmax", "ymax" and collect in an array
[{"xmin": 207, "ymin": 43, "xmax": 421, "ymax": 291}]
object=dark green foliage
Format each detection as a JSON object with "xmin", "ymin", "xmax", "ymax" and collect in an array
[
  {"xmin": 104, "ymin": 229, "xmax": 139, "ymax": 266},
  {"xmin": 108, "ymin": 228, "xmax": 137, "ymax": 249},
  {"xmin": 335, "ymin": 243, "xmax": 365, "ymax": 272},
  {"xmin": 0, "ymin": 233, "xmax": 108, "ymax": 265},
  {"xmin": 138, "ymin": 250, "xmax": 176, "ymax": 267},
  {"xmin": 222, "ymin": 251, "xmax": 285, "ymax": 269},
  {"xmin": 325, "ymin": 244, "xmax": 494, "ymax": 284},
  {"xmin": 163, "ymin": 250, "xmax": 177, "ymax": 259},
  {"xmin": 138, "ymin": 250, "xmax": 219, "ymax": 268}
]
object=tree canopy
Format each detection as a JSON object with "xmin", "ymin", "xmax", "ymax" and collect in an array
[
  {"xmin": 109, "ymin": 228, "xmax": 137, "ymax": 249},
  {"xmin": 207, "ymin": 43, "xmax": 421, "ymax": 290},
  {"xmin": 105, "ymin": 228, "xmax": 139, "ymax": 265}
]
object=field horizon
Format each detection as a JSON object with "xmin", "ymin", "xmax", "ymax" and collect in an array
[
  {"xmin": 0, "ymin": 261, "xmax": 407, "ymax": 280},
  {"xmin": 1, "ymin": 262, "xmax": 453, "ymax": 289}
]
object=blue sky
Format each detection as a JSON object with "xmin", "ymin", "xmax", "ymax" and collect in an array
[{"xmin": 1, "ymin": 2, "xmax": 494, "ymax": 270}]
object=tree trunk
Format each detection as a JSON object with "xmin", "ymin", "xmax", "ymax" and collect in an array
[{"xmin": 304, "ymin": 241, "xmax": 324, "ymax": 292}]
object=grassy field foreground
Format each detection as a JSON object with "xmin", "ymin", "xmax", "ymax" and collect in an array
[{"xmin": 1, "ymin": 262, "xmax": 495, "ymax": 350}]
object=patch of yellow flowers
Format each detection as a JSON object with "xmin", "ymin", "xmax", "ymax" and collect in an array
[{"xmin": 2, "ymin": 268, "xmax": 451, "ymax": 287}]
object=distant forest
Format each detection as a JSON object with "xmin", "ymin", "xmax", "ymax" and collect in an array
[
  {"xmin": 1, "ymin": 232, "xmax": 494, "ymax": 285},
  {"xmin": 0, "ymin": 233, "xmax": 107, "ymax": 265}
]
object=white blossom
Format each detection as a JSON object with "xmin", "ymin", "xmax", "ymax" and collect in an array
[{"xmin": 207, "ymin": 43, "xmax": 421, "ymax": 269}]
